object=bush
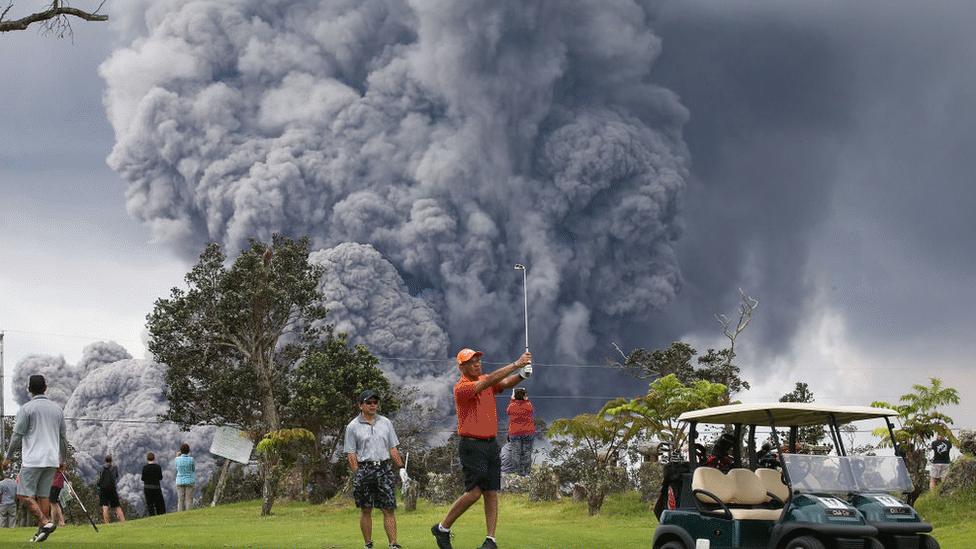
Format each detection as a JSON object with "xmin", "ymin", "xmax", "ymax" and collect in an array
[
  {"xmin": 637, "ymin": 462, "xmax": 664, "ymax": 503},
  {"xmin": 526, "ymin": 464, "xmax": 560, "ymax": 502},
  {"xmin": 940, "ymin": 454, "xmax": 976, "ymax": 497},
  {"xmin": 425, "ymin": 472, "xmax": 463, "ymax": 505},
  {"xmin": 957, "ymin": 430, "xmax": 975, "ymax": 456}
]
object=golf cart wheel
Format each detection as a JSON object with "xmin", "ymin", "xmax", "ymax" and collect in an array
[
  {"xmin": 919, "ymin": 534, "xmax": 940, "ymax": 549},
  {"xmin": 659, "ymin": 542, "xmax": 686, "ymax": 549},
  {"xmin": 783, "ymin": 536, "xmax": 826, "ymax": 549}
]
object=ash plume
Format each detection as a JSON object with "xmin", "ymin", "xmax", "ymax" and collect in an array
[
  {"xmin": 12, "ymin": 355, "xmax": 79, "ymax": 407},
  {"xmin": 101, "ymin": 0, "xmax": 690, "ymax": 374}
]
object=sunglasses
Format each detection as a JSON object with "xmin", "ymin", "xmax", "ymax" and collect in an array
[{"xmin": 363, "ymin": 400, "xmax": 379, "ymax": 405}]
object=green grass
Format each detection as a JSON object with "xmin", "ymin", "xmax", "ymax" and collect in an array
[
  {"xmin": 914, "ymin": 487, "xmax": 976, "ymax": 549},
  {"xmin": 0, "ymin": 492, "xmax": 657, "ymax": 548},
  {"xmin": 0, "ymin": 490, "xmax": 963, "ymax": 548}
]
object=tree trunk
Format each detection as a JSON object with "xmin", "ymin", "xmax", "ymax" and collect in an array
[
  {"xmin": 252, "ymin": 351, "xmax": 281, "ymax": 516},
  {"xmin": 587, "ymin": 490, "xmax": 606, "ymax": 516},
  {"xmin": 261, "ymin": 460, "xmax": 277, "ymax": 516}
]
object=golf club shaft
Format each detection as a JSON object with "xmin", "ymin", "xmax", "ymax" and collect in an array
[{"xmin": 521, "ymin": 266, "xmax": 529, "ymax": 352}]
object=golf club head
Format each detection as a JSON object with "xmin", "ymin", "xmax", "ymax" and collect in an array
[{"xmin": 514, "ymin": 263, "xmax": 525, "ymax": 270}]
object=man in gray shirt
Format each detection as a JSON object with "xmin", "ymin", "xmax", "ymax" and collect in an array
[
  {"xmin": 344, "ymin": 389, "xmax": 405, "ymax": 549},
  {"xmin": 0, "ymin": 473, "xmax": 17, "ymax": 528},
  {"xmin": 2, "ymin": 375, "xmax": 68, "ymax": 542}
]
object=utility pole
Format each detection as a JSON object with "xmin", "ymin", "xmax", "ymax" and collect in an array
[{"xmin": 0, "ymin": 330, "xmax": 5, "ymax": 452}]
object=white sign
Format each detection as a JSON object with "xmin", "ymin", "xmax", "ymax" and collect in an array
[
  {"xmin": 209, "ymin": 426, "xmax": 255, "ymax": 464},
  {"xmin": 876, "ymin": 495, "xmax": 906, "ymax": 508}
]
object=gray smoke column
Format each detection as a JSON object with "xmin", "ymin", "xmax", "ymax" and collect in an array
[
  {"xmin": 101, "ymin": 1, "xmax": 689, "ymax": 368},
  {"xmin": 310, "ymin": 242, "xmax": 453, "ymax": 411},
  {"xmin": 76, "ymin": 340, "xmax": 132, "ymax": 377},
  {"xmin": 12, "ymin": 355, "xmax": 79, "ymax": 407},
  {"xmin": 65, "ymin": 358, "xmax": 215, "ymax": 512}
]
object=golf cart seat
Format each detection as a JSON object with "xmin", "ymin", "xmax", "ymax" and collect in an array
[
  {"xmin": 756, "ymin": 468, "xmax": 789, "ymax": 503},
  {"xmin": 691, "ymin": 467, "xmax": 784, "ymax": 521}
]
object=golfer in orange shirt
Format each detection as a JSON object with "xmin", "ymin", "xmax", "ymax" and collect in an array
[{"xmin": 431, "ymin": 348, "xmax": 532, "ymax": 549}]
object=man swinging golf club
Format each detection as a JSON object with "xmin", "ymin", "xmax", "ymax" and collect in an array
[{"xmin": 430, "ymin": 347, "xmax": 532, "ymax": 549}]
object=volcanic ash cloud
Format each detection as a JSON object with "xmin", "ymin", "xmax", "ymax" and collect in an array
[{"xmin": 102, "ymin": 0, "xmax": 690, "ymax": 367}]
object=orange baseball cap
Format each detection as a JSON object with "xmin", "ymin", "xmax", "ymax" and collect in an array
[{"xmin": 456, "ymin": 348, "xmax": 483, "ymax": 365}]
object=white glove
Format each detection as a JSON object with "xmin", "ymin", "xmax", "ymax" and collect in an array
[
  {"xmin": 519, "ymin": 363, "xmax": 533, "ymax": 379},
  {"xmin": 399, "ymin": 468, "xmax": 410, "ymax": 485}
]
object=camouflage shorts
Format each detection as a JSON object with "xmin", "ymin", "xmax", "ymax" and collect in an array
[{"xmin": 353, "ymin": 462, "xmax": 397, "ymax": 509}]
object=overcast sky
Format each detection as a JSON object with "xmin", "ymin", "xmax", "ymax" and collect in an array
[{"xmin": 1, "ymin": 1, "xmax": 972, "ymax": 431}]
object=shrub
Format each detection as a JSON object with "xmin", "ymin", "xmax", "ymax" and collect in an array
[
  {"xmin": 957, "ymin": 430, "xmax": 975, "ymax": 456},
  {"xmin": 425, "ymin": 472, "xmax": 463, "ymax": 504},
  {"xmin": 637, "ymin": 461, "xmax": 664, "ymax": 503},
  {"xmin": 527, "ymin": 464, "xmax": 560, "ymax": 502},
  {"xmin": 940, "ymin": 454, "xmax": 976, "ymax": 497}
]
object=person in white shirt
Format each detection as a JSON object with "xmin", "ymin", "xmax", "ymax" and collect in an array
[{"xmin": 1, "ymin": 375, "xmax": 68, "ymax": 542}]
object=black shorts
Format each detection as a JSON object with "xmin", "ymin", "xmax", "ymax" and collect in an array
[
  {"xmin": 352, "ymin": 462, "xmax": 396, "ymax": 510},
  {"xmin": 459, "ymin": 437, "xmax": 501, "ymax": 492},
  {"xmin": 49, "ymin": 486, "xmax": 62, "ymax": 506},
  {"xmin": 99, "ymin": 488, "xmax": 121, "ymax": 508}
]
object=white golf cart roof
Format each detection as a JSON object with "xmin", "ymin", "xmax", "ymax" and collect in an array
[{"xmin": 677, "ymin": 403, "xmax": 899, "ymax": 426}]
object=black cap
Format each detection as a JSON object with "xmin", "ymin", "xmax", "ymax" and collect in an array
[
  {"xmin": 28, "ymin": 375, "xmax": 46, "ymax": 395},
  {"xmin": 359, "ymin": 389, "xmax": 379, "ymax": 403}
]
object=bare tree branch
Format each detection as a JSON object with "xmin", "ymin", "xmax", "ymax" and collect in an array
[
  {"xmin": 714, "ymin": 288, "xmax": 759, "ymax": 364},
  {"xmin": 0, "ymin": 1, "xmax": 108, "ymax": 35}
]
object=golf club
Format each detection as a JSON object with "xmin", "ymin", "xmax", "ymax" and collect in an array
[
  {"xmin": 65, "ymin": 480, "xmax": 99, "ymax": 532},
  {"xmin": 514, "ymin": 264, "xmax": 531, "ymax": 377}
]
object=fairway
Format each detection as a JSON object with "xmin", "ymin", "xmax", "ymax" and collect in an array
[
  {"xmin": 0, "ymin": 491, "xmax": 963, "ymax": 548},
  {"xmin": 0, "ymin": 493, "xmax": 656, "ymax": 548}
]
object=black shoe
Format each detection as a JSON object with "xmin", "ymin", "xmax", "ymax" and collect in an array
[
  {"xmin": 33, "ymin": 522, "xmax": 56, "ymax": 543},
  {"xmin": 364, "ymin": 542, "xmax": 373, "ymax": 549},
  {"xmin": 389, "ymin": 545, "xmax": 403, "ymax": 549},
  {"xmin": 479, "ymin": 538, "xmax": 498, "ymax": 549},
  {"xmin": 430, "ymin": 524, "xmax": 453, "ymax": 549}
]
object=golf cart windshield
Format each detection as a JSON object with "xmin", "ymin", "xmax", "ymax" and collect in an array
[
  {"xmin": 848, "ymin": 455, "xmax": 913, "ymax": 493},
  {"xmin": 783, "ymin": 454, "xmax": 858, "ymax": 494},
  {"xmin": 783, "ymin": 455, "xmax": 914, "ymax": 494}
]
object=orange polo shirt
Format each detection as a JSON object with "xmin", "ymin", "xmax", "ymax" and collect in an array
[
  {"xmin": 506, "ymin": 400, "xmax": 535, "ymax": 436},
  {"xmin": 455, "ymin": 375, "xmax": 503, "ymax": 439}
]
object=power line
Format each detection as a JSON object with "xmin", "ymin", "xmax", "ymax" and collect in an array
[{"xmin": 2, "ymin": 328, "xmax": 973, "ymax": 373}]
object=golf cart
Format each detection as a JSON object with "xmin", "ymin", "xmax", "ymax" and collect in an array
[{"xmin": 652, "ymin": 403, "xmax": 937, "ymax": 549}]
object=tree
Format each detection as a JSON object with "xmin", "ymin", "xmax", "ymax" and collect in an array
[
  {"xmin": 779, "ymin": 382, "xmax": 828, "ymax": 450},
  {"xmin": 872, "ymin": 378, "xmax": 960, "ymax": 504},
  {"xmin": 611, "ymin": 341, "xmax": 697, "ymax": 383},
  {"xmin": 548, "ymin": 408, "xmax": 637, "ymax": 515},
  {"xmin": 604, "ymin": 374, "xmax": 729, "ymax": 458},
  {"xmin": 147, "ymin": 234, "xmax": 327, "ymax": 515},
  {"xmin": 284, "ymin": 328, "xmax": 400, "ymax": 502},
  {"xmin": 1, "ymin": 1, "xmax": 108, "ymax": 36}
]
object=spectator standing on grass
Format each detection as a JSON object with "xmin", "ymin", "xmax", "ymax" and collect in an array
[
  {"xmin": 142, "ymin": 452, "xmax": 166, "ymax": 515},
  {"xmin": 344, "ymin": 389, "xmax": 406, "ymax": 549},
  {"xmin": 0, "ymin": 472, "xmax": 16, "ymax": 528},
  {"xmin": 98, "ymin": 455, "xmax": 125, "ymax": 524},
  {"xmin": 929, "ymin": 433, "xmax": 952, "ymax": 491},
  {"xmin": 175, "ymin": 443, "xmax": 196, "ymax": 512},
  {"xmin": 505, "ymin": 387, "xmax": 535, "ymax": 476},
  {"xmin": 1, "ymin": 374, "xmax": 68, "ymax": 542}
]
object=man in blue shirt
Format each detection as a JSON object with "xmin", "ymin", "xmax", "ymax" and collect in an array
[{"xmin": 2, "ymin": 374, "xmax": 67, "ymax": 542}]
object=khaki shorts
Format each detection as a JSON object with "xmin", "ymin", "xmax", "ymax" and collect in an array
[
  {"xmin": 930, "ymin": 463, "xmax": 949, "ymax": 479},
  {"xmin": 17, "ymin": 467, "xmax": 57, "ymax": 498}
]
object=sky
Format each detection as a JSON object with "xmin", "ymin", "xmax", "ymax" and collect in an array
[{"xmin": 0, "ymin": 0, "xmax": 972, "ymax": 438}]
